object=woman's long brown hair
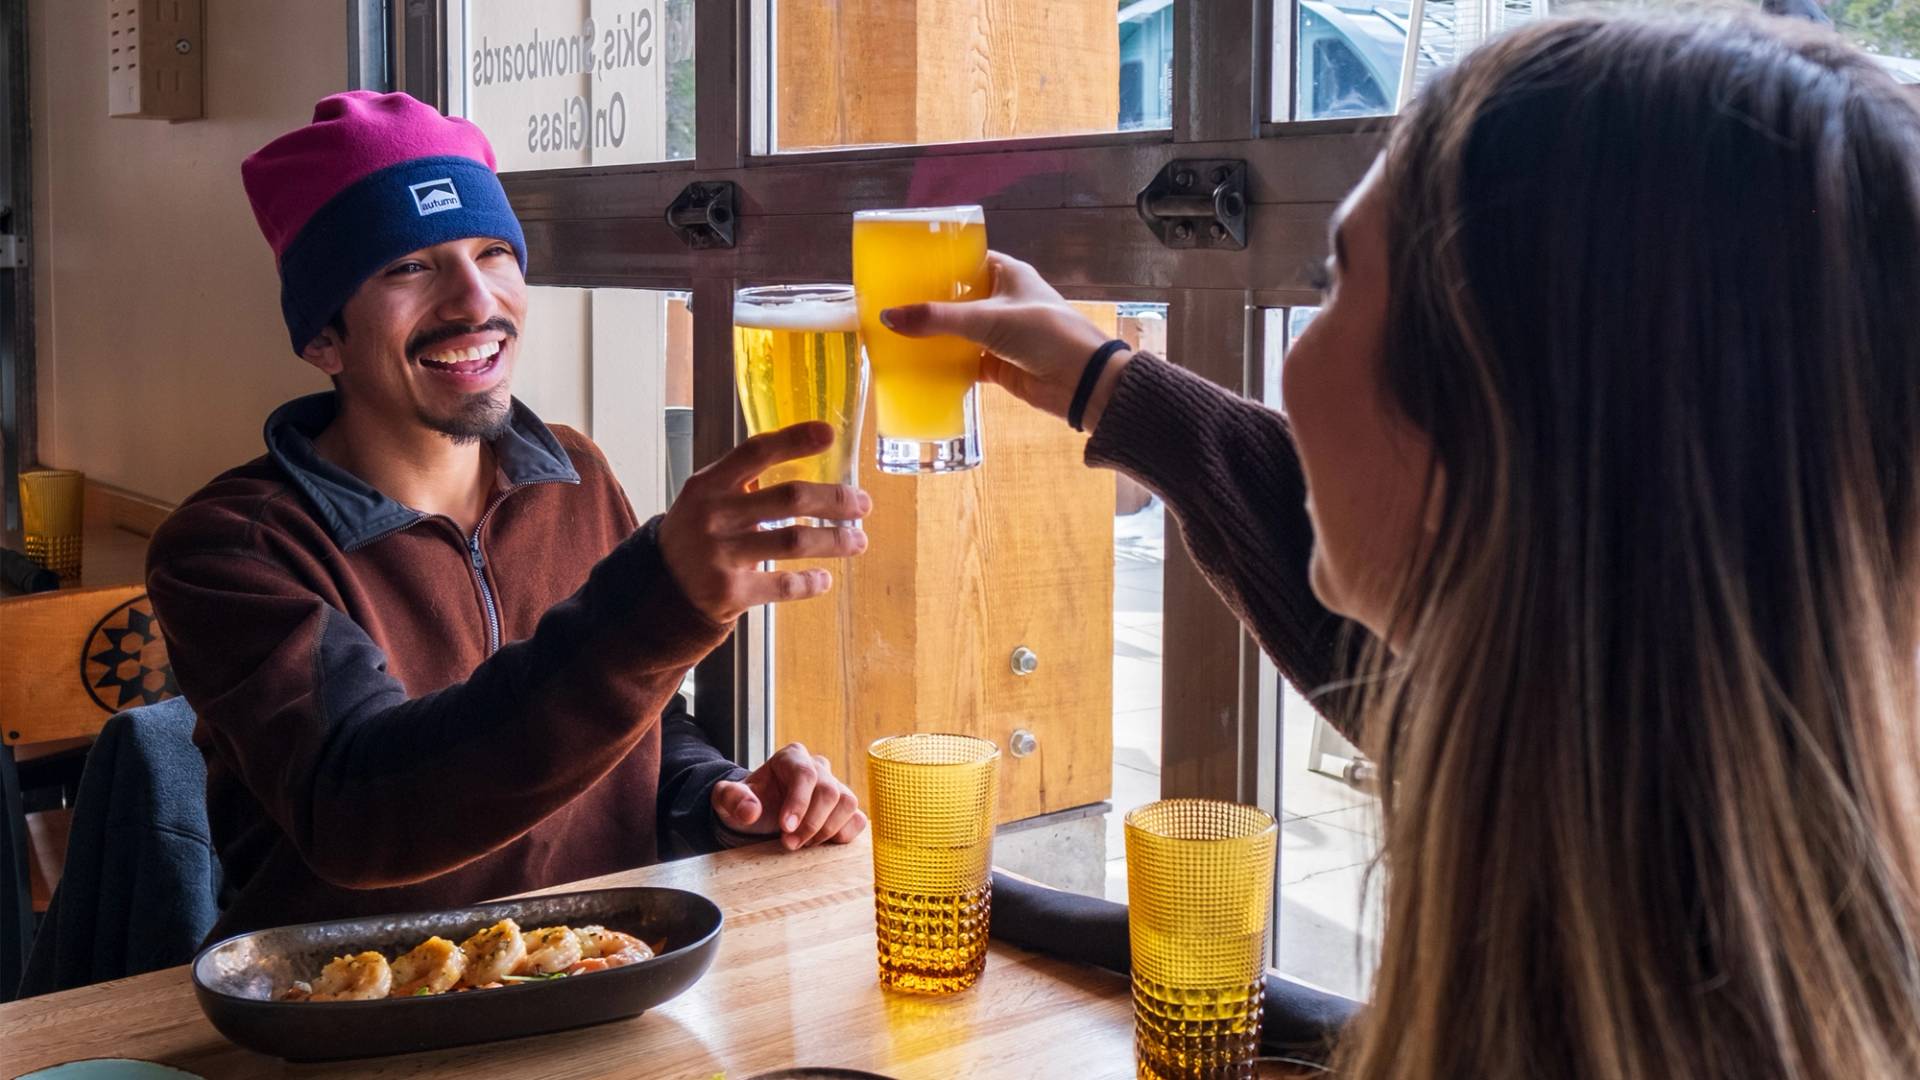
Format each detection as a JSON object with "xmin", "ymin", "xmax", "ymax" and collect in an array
[{"xmin": 1340, "ymin": 13, "xmax": 1920, "ymax": 1078}]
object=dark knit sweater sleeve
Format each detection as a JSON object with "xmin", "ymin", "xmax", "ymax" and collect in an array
[
  {"xmin": 655, "ymin": 694, "xmax": 750, "ymax": 858},
  {"xmin": 1086, "ymin": 352, "xmax": 1367, "ymax": 735}
]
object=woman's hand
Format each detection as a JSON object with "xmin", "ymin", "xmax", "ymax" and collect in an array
[{"xmin": 880, "ymin": 252, "xmax": 1133, "ymax": 430}]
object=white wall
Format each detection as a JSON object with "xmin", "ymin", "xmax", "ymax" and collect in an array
[
  {"xmin": 30, "ymin": 1, "xmax": 671, "ymax": 513},
  {"xmin": 30, "ymin": 0, "xmax": 345, "ymax": 503}
]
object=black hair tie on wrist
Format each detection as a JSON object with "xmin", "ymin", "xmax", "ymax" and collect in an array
[{"xmin": 1068, "ymin": 339, "xmax": 1131, "ymax": 433}]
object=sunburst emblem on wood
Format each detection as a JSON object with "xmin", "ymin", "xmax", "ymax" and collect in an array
[{"xmin": 81, "ymin": 595, "xmax": 180, "ymax": 713}]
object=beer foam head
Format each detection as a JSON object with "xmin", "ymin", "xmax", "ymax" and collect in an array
[
  {"xmin": 734, "ymin": 297, "xmax": 860, "ymax": 333},
  {"xmin": 852, "ymin": 205, "xmax": 984, "ymax": 225}
]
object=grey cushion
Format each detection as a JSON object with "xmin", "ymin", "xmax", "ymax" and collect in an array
[{"xmin": 18, "ymin": 696, "xmax": 221, "ymax": 997}]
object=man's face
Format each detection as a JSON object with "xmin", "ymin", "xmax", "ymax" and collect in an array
[{"xmin": 305, "ymin": 236, "xmax": 526, "ymax": 443}]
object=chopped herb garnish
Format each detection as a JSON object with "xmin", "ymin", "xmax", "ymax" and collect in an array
[{"xmin": 413, "ymin": 987, "xmax": 432, "ymax": 996}]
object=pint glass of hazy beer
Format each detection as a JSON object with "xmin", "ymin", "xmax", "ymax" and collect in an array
[
  {"xmin": 852, "ymin": 205, "xmax": 990, "ymax": 475},
  {"xmin": 731, "ymin": 284, "xmax": 869, "ymax": 526}
]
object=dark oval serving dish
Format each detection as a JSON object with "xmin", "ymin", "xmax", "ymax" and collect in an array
[{"xmin": 190, "ymin": 886, "xmax": 722, "ymax": 1062}]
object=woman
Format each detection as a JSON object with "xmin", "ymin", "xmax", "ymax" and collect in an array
[{"xmin": 885, "ymin": 12, "xmax": 1920, "ymax": 1078}]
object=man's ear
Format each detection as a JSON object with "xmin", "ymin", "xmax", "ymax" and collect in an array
[{"xmin": 300, "ymin": 326, "xmax": 346, "ymax": 377}]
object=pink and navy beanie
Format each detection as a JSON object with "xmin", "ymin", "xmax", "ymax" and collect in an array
[{"xmin": 241, "ymin": 91, "xmax": 527, "ymax": 354}]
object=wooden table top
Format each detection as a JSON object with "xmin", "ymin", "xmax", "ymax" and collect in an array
[
  {"xmin": 0, "ymin": 837, "xmax": 1148, "ymax": 1079},
  {"xmin": 0, "ymin": 522, "xmax": 150, "ymax": 597}
]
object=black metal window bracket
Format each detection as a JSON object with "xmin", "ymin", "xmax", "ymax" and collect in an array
[
  {"xmin": 1136, "ymin": 159, "xmax": 1248, "ymax": 250},
  {"xmin": 666, "ymin": 181, "xmax": 737, "ymax": 250}
]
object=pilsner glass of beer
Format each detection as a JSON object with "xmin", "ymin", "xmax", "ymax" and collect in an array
[
  {"xmin": 851, "ymin": 205, "xmax": 990, "ymax": 475},
  {"xmin": 731, "ymin": 284, "xmax": 869, "ymax": 526}
]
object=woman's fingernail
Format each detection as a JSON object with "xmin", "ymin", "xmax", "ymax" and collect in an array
[
  {"xmin": 879, "ymin": 307, "xmax": 901, "ymax": 330},
  {"xmin": 785, "ymin": 814, "xmax": 801, "ymax": 832},
  {"xmin": 857, "ymin": 490, "xmax": 873, "ymax": 514},
  {"xmin": 853, "ymin": 530, "xmax": 869, "ymax": 553}
]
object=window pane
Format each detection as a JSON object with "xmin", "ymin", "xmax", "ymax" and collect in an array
[
  {"xmin": 1827, "ymin": 0, "xmax": 1920, "ymax": 74},
  {"xmin": 1105, "ymin": 303, "xmax": 1169, "ymax": 902},
  {"xmin": 762, "ymin": 1, "xmax": 1174, "ymax": 153},
  {"xmin": 513, "ymin": 286, "xmax": 690, "ymax": 518},
  {"xmin": 1285, "ymin": 0, "xmax": 1410, "ymax": 122},
  {"xmin": 449, "ymin": 1, "xmax": 695, "ymax": 172},
  {"xmin": 1276, "ymin": 0, "xmax": 1551, "ymax": 121},
  {"xmin": 518, "ymin": 285, "xmax": 696, "ymax": 701},
  {"xmin": 1299, "ymin": 3, "xmax": 1402, "ymax": 120},
  {"xmin": 755, "ymin": 298, "xmax": 1165, "ymax": 901},
  {"xmin": 1259, "ymin": 307, "xmax": 1382, "ymax": 999}
]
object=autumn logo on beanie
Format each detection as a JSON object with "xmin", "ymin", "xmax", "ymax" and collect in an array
[{"xmin": 241, "ymin": 91, "xmax": 527, "ymax": 355}]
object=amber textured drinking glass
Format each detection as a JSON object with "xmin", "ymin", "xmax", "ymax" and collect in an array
[
  {"xmin": 1125, "ymin": 799, "xmax": 1279, "ymax": 1079},
  {"xmin": 866, "ymin": 733, "xmax": 1000, "ymax": 994},
  {"xmin": 19, "ymin": 469, "xmax": 84, "ymax": 580}
]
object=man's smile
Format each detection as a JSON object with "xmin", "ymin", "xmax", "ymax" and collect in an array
[{"xmin": 417, "ymin": 339, "xmax": 501, "ymax": 375}]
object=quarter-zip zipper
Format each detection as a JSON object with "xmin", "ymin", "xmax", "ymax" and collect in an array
[{"xmin": 464, "ymin": 490, "xmax": 514, "ymax": 656}]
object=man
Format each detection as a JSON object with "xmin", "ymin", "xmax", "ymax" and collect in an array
[{"xmin": 148, "ymin": 91, "xmax": 869, "ymax": 939}]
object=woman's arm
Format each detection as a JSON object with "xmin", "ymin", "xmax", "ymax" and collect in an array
[
  {"xmin": 882, "ymin": 253, "xmax": 1370, "ymax": 733},
  {"xmin": 1087, "ymin": 352, "xmax": 1365, "ymax": 731}
]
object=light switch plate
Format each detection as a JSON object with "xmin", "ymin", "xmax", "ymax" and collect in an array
[{"xmin": 108, "ymin": 0, "xmax": 204, "ymax": 122}]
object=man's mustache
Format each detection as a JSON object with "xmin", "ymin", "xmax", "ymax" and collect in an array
[{"xmin": 407, "ymin": 317, "xmax": 519, "ymax": 357}]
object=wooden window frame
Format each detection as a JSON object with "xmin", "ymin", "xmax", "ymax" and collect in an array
[
  {"xmin": 348, "ymin": 0, "xmax": 394, "ymax": 92},
  {"xmin": 395, "ymin": 0, "xmax": 447, "ymax": 111},
  {"xmin": 414, "ymin": 0, "xmax": 1382, "ymax": 806},
  {"xmin": 1, "ymin": 0, "xmax": 32, "ymax": 533}
]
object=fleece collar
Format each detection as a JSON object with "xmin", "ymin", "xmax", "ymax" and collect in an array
[{"xmin": 263, "ymin": 392, "xmax": 579, "ymax": 551}]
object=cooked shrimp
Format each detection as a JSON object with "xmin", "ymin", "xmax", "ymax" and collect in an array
[
  {"xmin": 565, "ymin": 926, "xmax": 655, "ymax": 975},
  {"xmin": 459, "ymin": 919, "xmax": 526, "ymax": 986},
  {"xmin": 390, "ymin": 935, "xmax": 466, "ymax": 997},
  {"xmin": 571, "ymin": 925, "xmax": 650, "ymax": 960},
  {"xmin": 603, "ymin": 944, "xmax": 652, "ymax": 966},
  {"xmin": 516, "ymin": 925, "xmax": 585, "ymax": 975},
  {"xmin": 564, "ymin": 950, "xmax": 644, "ymax": 976},
  {"xmin": 310, "ymin": 951, "xmax": 392, "ymax": 1001}
]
